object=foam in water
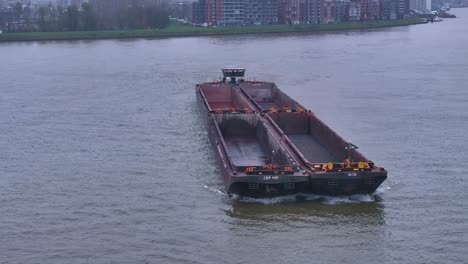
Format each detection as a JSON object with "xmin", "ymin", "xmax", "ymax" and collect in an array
[
  {"xmin": 232, "ymin": 194, "xmax": 301, "ymax": 204},
  {"xmin": 203, "ymin": 185, "xmax": 226, "ymax": 195},
  {"xmin": 236, "ymin": 193, "xmax": 378, "ymax": 205},
  {"xmin": 203, "ymin": 185, "xmax": 380, "ymax": 205},
  {"xmin": 319, "ymin": 194, "xmax": 375, "ymax": 205},
  {"xmin": 374, "ymin": 185, "xmax": 391, "ymax": 195}
]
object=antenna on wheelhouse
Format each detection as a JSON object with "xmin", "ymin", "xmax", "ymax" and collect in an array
[{"xmin": 345, "ymin": 141, "xmax": 359, "ymax": 162}]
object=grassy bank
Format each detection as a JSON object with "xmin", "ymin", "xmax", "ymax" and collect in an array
[{"xmin": 0, "ymin": 18, "xmax": 425, "ymax": 42}]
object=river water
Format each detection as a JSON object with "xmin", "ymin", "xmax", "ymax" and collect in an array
[{"xmin": 1, "ymin": 9, "xmax": 467, "ymax": 264}]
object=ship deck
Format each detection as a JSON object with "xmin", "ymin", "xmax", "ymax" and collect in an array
[
  {"xmin": 224, "ymin": 136, "xmax": 268, "ymax": 167},
  {"xmin": 209, "ymin": 102, "xmax": 236, "ymax": 110},
  {"xmin": 288, "ymin": 134, "xmax": 340, "ymax": 163}
]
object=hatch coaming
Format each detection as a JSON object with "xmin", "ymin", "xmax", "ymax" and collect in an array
[
  {"xmin": 239, "ymin": 82, "xmax": 306, "ymax": 112},
  {"xmin": 268, "ymin": 111, "xmax": 367, "ymax": 163},
  {"xmin": 197, "ymin": 82, "xmax": 255, "ymax": 112},
  {"xmin": 210, "ymin": 113, "xmax": 301, "ymax": 176},
  {"xmin": 238, "ymin": 81, "xmax": 376, "ymax": 171}
]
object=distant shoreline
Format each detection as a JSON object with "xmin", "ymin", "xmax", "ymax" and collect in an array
[{"xmin": 0, "ymin": 18, "xmax": 425, "ymax": 42}]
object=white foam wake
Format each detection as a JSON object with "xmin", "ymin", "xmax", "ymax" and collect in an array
[
  {"xmin": 203, "ymin": 185, "xmax": 384, "ymax": 205},
  {"xmin": 232, "ymin": 193, "xmax": 378, "ymax": 205},
  {"xmin": 374, "ymin": 185, "xmax": 391, "ymax": 195},
  {"xmin": 203, "ymin": 185, "xmax": 226, "ymax": 195}
]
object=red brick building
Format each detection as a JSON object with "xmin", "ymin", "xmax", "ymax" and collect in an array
[{"xmin": 205, "ymin": 0, "xmax": 222, "ymax": 25}]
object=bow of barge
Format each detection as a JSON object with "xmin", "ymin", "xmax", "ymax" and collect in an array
[{"xmin": 196, "ymin": 68, "xmax": 387, "ymax": 197}]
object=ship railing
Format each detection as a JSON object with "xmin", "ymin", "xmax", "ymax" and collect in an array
[
  {"xmin": 242, "ymin": 165, "xmax": 296, "ymax": 175},
  {"xmin": 308, "ymin": 161, "xmax": 382, "ymax": 173},
  {"xmin": 263, "ymin": 107, "xmax": 309, "ymax": 113},
  {"xmin": 209, "ymin": 108, "xmax": 255, "ymax": 114}
]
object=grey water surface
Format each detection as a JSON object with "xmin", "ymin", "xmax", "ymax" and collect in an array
[{"xmin": 1, "ymin": 8, "xmax": 467, "ymax": 264}]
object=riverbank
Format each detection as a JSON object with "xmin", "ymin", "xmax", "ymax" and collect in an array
[{"xmin": 0, "ymin": 18, "xmax": 425, "ymax": 42}]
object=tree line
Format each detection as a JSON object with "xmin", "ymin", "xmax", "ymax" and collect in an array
[{"xmin": 3, "ymin": 1, "xmax": 171, "ymax": 32}]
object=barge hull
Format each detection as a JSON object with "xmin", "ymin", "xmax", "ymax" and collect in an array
[{"xmin": 196, "ymin": 68, "xmax": 387, "ymax": 197}]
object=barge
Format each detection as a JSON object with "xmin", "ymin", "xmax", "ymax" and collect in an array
[{"xmin": 196, "ymin": 68, "xmax": 387, "ymax": 197}]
